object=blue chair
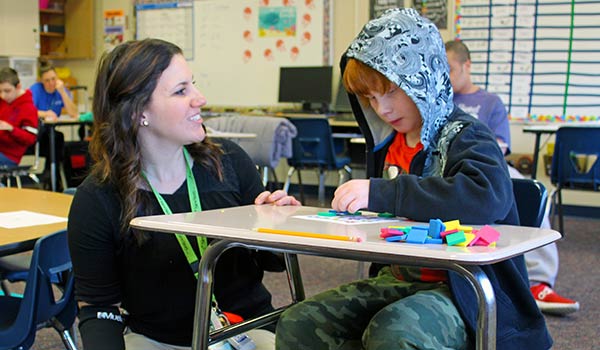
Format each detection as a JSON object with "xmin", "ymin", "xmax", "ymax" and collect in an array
[
  {"xmin": 549, "ymin": 126, "xmax": 600, "ymax": 235},
  {"xmin": 0, "ymin": 230, "xmax": 78, "ymax": 350},
  {"xmin": 511, "ymin": 178, "xmax": 548, "ymax": 228},
  {"xmin": 283, "ymin": 118, "xmax": 352, "ymax": 205}
]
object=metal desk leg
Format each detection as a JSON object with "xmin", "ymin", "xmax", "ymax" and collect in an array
[
  {"xmin": 192, "ymin": 240, "xmax": 229, "ymax": 350},
  {"xmin": 531, "ymin": 132, "xmax": 541, "ymax": 179},
  {"xmin": 455, "ymin": 264, "xmax": 497, "ymax": 350},
  {"xmin": 50, "ymin": 126, "xmax": 57, "ymax": 191}
]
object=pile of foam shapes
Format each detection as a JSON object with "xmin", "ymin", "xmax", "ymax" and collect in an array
[{"xmin": 380, "ymin": 219, "xmax": 500, "ymax": 246}]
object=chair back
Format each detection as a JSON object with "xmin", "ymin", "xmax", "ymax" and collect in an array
[
  {"xmin": 0, "ymin": 230, "xmax": 77, "ymax": 349},
  {"xmin": 550, "ymin": 126, "xmax": 600, "ymax": 191},
  {"xmin": 287, "ymin": 117, "xmax": 346, "ymax": 169},
  {"xmin": 512, "ymin": 178, "xmax": 548, "ymax": 227}
]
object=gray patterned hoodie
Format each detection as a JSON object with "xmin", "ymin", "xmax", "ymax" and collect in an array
[{"xmin": 341, "ymin": 8, "xmax": 553, "ymax": 349}]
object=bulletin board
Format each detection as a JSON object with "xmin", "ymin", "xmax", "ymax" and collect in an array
[
  {"xmin": 454, "ymin": 0, "xmax": 600, "ymax": 122},
  {"xmin": 192, "ymin": 0, "xmax": 330, "ymax": 107},
  {"xmin": 135, "ymin": 0, "xmax": 329, "ymax": 107},
  {"xmin": 136, "ymin": 1, "xmax": 194, "ymax": 59}
]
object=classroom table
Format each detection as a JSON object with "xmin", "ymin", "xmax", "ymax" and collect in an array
[
  {"xmin": 0, "ymin": 188, "xmax": 72, "ymax": 257},
  {"xmin": 130, "ymin": 204, "xmax": 561, "ymax": 350},
  {"xmin": 43, "ymin": 117, "xmax": 93, "ymax": 191},
  {"xmin": 205, "ymin": 127, "xmax": 257, "ymax": 139},
  {"xmin": 522, "ymin": 122, "xmax": 600, "ymax": 179}
]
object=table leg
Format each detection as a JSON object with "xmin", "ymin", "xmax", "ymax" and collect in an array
[
  {"xmin": 454, "ymin": 264, "xmax": 497, "ymax": 350},
  {"xmin": 192, "ymin": 240, "xmax": 224, "ymax": 350},
  {"xmin": 50, "ymin": 126, "xmax": 57, "ymax": 191},
  {"xmin": 531, "ymin": 132, "xmax": 542, "ymax": 179}
]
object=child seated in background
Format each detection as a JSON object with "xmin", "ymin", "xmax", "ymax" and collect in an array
[
  {"xmin": 0, "ymin": 67, "xmax": 38, "ymax": 167},
  {"xmin": 275, "ymin": 8, "xmax": 552, "ymax": 350}
]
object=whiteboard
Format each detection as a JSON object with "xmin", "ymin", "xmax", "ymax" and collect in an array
[{"xmin": 455, "ymin": 0, "xmax": 600, "ymax": 122}]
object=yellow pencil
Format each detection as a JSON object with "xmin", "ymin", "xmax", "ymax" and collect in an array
[{"xmin": 254, "ymin": 228, "xmax": 362, "ymax": 242}]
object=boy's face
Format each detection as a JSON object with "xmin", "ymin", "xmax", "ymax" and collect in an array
[
  {"xmin": 0, "ymin": 82, "xmax": 19, "ymax": 104},
  {"xmin": 365, "ymin": 84, "xmax": 422, "ymax": 137},
  {"xmin": 41, "ymin": 69, "xmax": 58, "ymax": 93},
  {"xmin": 446, "ymin": 51, "xmax": 471, "ymax": 94}
]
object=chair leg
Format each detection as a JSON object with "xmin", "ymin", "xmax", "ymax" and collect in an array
[
  {"xmin": 51, "ymin": 317, "xmax": 78, "ymax": 350},
  {"xmin": 1, "ymin": 280, "xmax": 12, "ymax": 296},
  {"xmin": 356, "ymin": 261, "xmax": 367, "ymax": 279},
  {"xmin": 557, "ymin": 187, "xmax": 564, "ymax": 236},
  {"xmin": 270, "ymin": 167, "xmax": 279, "ymax": 190},
  {"xmin": 284, "ymin": 167, "xmax": 304, "ymax": 204},
  {"xmin": 261, "ymin": 166, "xmax": 269, "ymax": 187},
  {"xmin": 297, "ymin": 170, "xmax": 305, "ymax": 204},
  {"xmin": 318, "ymin": 169, "xmax": 326, "ymax": 206},
  {"xmin": 283, "ymin": 167, "xmax": 295, "ymax": 193},
  {"xmin": 60, "ymin": 329, "xmax": 78, "ymax": 350}
]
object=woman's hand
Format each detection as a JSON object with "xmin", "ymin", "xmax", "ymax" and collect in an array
[
  {"xmin": 331, "ymin": 179, "xmax": 370, "ymax": 213},
  {"xmin": 255, "ymin": 190, "xmax": 301, "ymax": 206}
]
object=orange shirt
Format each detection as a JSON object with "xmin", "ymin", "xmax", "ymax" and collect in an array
[{"xmin": 385, "ymin": 132, "xmax": 423, "ymax": 173}]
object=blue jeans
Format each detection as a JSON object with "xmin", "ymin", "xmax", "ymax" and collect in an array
[{"xmin": 0, "ymin": 152, "xmax": 17, "ymax": 166}]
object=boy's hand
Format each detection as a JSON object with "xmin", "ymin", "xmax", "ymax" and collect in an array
[
  {"xmin": 255, "ymin": 190, "xmax": 301, "ymax": 206},
  {"xmin": 331, "ymin": 179, "xmax": 370, "ymax": 213}
]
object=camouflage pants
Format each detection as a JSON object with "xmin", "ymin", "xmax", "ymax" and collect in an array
[{"xmin": 275, "ymin": 267, "xmax": 467, "ymax": 350}]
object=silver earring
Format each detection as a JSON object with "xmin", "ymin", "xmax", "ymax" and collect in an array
[{"xmin": 141, "ymin": 119, "xmax": 149, "ymax": 127}]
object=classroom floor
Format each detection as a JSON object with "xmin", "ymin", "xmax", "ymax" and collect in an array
[{"xmin": 14, "ymin": 189, "xmax": 600, "ymax": 350}]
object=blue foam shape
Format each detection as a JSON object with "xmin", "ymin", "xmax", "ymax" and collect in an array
[
  {"xmin": 405, "ymin": 230, "xmax": 428, "ymax": 244},
  {"xmin": 425, "ymin": 238, "xmax": 443, "ymax": 244},
  {"xmin": 385, "ymin": 235, "xmax": 406, "ymax": 242},
  {"xmin": 410, "ymin": 226, "xmax": 429, "ymax": 231},
  {"xmin": 428, "ymin": 219, "xmax": 445, "ymax": 239}
]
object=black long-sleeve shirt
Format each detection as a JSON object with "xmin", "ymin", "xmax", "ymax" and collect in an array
[{"xmin": 68, "ymin": 139, "xmax": 284, "ymax": 346}]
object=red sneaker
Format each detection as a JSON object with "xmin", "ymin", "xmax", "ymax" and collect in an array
[{"xmin": 530, "ymin": 283, "xmax": 580, "ymax": 315}]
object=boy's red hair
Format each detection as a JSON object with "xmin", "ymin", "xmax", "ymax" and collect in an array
[{"xmin": 342, "ymin": 59, "xmax": 393, "ymax": 104}]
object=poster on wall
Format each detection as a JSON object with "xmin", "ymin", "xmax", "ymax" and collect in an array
[
  {"xmin": 104, "ymin": 9, "xmax": 125, "ymax": 52},
  {"xmin": 193, "ymin": 0, "xmax": 330, "ymax": 106},
  {"xmin": 136, "ymin": 1, "xmax": 194, "ymax": 59},
  {"xmin": 370, "ymin": 0, "xmax": 405, "ymax": 19},
  {"xmin": 414, "ymin": 0, "xmax": 447, "ymax": 30}
]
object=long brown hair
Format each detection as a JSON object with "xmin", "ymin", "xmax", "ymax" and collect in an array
[{"xmin": 90, "ymin": 38, "xmax": 223, "ymax": 241}]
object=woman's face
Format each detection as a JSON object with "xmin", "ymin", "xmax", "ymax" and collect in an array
[
  {"xmin": 141, "ymin": 54, "xmax": 207, "ymax": 148},
  {"xmin": 365, "ymin": 84, "xmax": 422, "ymax": 139}
]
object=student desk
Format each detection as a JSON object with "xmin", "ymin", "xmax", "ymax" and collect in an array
[
  {"xmin": 522, "ymin": 122, "xmax": 600, "ymax": 179},
  {"xmin": 43, "ymin": 117, "xmax": 93, "ymax": 191},
  {"xmin": 0, "ymin": 188, "xmax": 72, "ymax": 257},
  {"xmin": 130, "ymin": 205, "xmax": 561, "ymax": 350}
]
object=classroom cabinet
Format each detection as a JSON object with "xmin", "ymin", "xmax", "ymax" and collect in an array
[
  {"xmin": 0, "ymin": 0, "xmax": 39, "ymax": 57},
  {"xmin": 39, "ymin": 0, "xmax": 94, "ymax": 60}
]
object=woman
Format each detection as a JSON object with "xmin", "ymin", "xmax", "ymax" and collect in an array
[{"xmin": 68, "ymin": 38, "xmax": 300, "ymax": 350}]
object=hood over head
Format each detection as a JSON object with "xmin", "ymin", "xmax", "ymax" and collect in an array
[{"xmin": 342, "ymin": 7, "xmax": 453, "ymax": 151}]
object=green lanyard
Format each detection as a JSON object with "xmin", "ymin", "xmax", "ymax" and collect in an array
[{"xmin": 143, "ymin": 148, "xmax": 207, "ymax": 279}]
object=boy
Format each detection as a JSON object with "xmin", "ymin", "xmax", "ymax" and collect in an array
[
  {"xmin": 276, "ymin": 8, "xmax": 552, "ymax": 350},
  {"xmin": 0, "ymin": 67, "xmax": 38, "ymax": 166}
]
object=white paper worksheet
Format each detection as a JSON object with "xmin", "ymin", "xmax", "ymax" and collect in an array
[{"xmin": 0, "ymin": 210, "xmax": 67, "ymax": 229}]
